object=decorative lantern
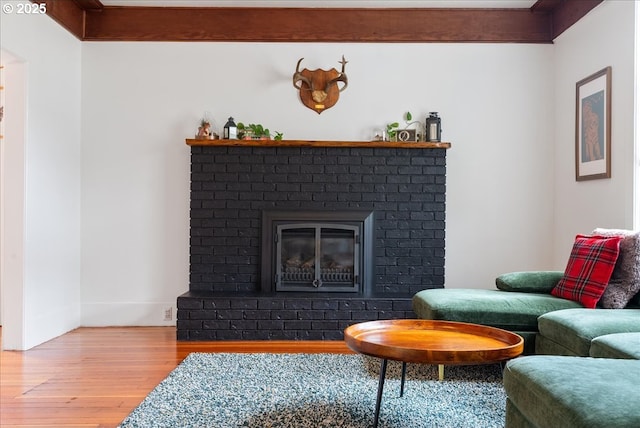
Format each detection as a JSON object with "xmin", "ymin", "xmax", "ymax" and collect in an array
[
  {"xmin": 223, "ymin": 117, "xmax": 237, "ymax": 139},
  {"xmin": 425, "ymin": 112, "xmax": 442, "ymax": 142}
]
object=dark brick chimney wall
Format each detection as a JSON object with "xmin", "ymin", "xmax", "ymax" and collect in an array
[{"xmin": 177, "ymin": 144, "xmax": 447, "ymax": 340}]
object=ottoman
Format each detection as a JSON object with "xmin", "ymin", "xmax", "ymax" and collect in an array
[{"xmin": 504, "ymin": 356, "xmax": 640, "ymax": 428}]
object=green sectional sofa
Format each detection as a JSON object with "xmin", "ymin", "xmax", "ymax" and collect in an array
[
  {"xmin": 413, "ymin": 271, "xmax": 640, "ymax": 354},
  {"xmin": 413, "ymin": 229, "xmax": 640, "ymax": 427},
  {"xmin": 412, "ymin": 270, "xmax": 640, "ymax": 428}
]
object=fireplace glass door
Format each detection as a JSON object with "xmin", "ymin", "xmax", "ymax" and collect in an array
[{"xmin": 275, "ymin": 223, "xmax": 360, "ymax": 292}]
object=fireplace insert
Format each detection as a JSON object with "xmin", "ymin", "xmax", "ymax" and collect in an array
[
  {"xmin": 261, "ymin": 210, "xmax": 375, "ymax": 294},
  {"xmin": 277, "ymin": 223, "xmax": 359, "ymax": 292}
]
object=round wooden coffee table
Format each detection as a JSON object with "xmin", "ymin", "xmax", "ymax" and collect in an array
[{"xmin": 343, "ymin": 319, "xmax": 524, "ymax": 428}]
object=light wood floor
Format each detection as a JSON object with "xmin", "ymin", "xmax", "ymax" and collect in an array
[{"xmin": 0, "ymin": 326, "xmax": 352, "ymax": 428}]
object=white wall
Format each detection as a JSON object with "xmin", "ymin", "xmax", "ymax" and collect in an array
[
  {"xmin": 0, "ymin": 3, "xmax": 82, "ymax": 349},
  {"xmin": 79, "ymin": 40, "xmax": 555, "ymax": 327},
  {"xmin": 552, "ymin": 1, "xmax": 636, "ymax": 267},
  {"xmin": 0, "ymin": 50, "xmax": 26, "ymax": 349},
  {"xmin": 3, "ymin": 1, "xmax": 635, "ymax": 339}
]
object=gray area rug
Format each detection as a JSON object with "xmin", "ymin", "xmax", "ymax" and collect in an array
[{"xmin": 119, "ymin": 353, "xmax": 506, "ymax": 428}]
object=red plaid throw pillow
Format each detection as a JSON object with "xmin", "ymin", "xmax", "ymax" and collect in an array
[{"xmin": 552, "ymin": 234, "xmax": 623, "ymax": 308}]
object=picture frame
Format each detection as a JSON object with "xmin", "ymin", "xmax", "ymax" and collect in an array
[{"xmin": 575, "ymin": 66, "xmax": 612, "ymax": 181}]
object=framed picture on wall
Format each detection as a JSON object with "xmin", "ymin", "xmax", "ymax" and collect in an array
[{"xmin": 575, "ymin": 66, "xmax": 612, "ymax": 181}]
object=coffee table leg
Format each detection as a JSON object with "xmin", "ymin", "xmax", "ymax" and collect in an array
[
  {"xmin": 400, "ymin": 362, "xmax": 407, "ymax": 397},
  {"xmin": 374, "ymin": 358, "xmax": 388, "ymax": 428}
]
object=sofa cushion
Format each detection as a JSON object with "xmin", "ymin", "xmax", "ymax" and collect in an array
[
  {"xmin": 537, "ymin": 308, "xmax": 640, "ymax": 356},
  {"xmin": 592, "ymin": 228, "xmax": 640, "ymax": 309},
  {"xmin": 551, "ymin": 234, "xmax": 623, "ymax": 308},
  {"xmin": 496, "ymin": 271, "xmax": 564, "ymax": 293},
  {"xmin": 412, "ymin": 288, "xmax": 581, "ymax": 331},
  {"xmin": 504, "ymin": 356, "xmax": 640, "ymax": 428},
  {"xmin": 590, "ymin": 332, "xmax": 640, "ymax": 359}
]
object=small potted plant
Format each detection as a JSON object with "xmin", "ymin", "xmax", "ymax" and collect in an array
[
  {"xmin": 386, "ymin": 121, "xmax": 400, "ymax": 142},
  {"xmin": 237, "ymin": 123, "xmax": 283, "ymax": 141},
  {"xmin": 386, "ymin": 111, "xmax": 422, "ymax": 142}
]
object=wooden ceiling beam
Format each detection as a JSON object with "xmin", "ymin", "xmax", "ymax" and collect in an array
[
  {"xmin": 36, "ymin": 0, "xmax": 603, "ymax": 43},
  {"xmin": 33, "ymin": 0, "xmax": 85, "ymax": 40},
  {"xmin": 83, "ymin": 6, "xmax": 553, "ymax": 43},
  {"xmin": 550, "ymin": 0, "xmax": 603, "ymax": 39},
  {"xmin": 72, "ymin": 0, "xmax": 104, "ymax": 11},
  {"xmin": 530, "ymin": 0, "xmax": 563, "ymax": 14}
]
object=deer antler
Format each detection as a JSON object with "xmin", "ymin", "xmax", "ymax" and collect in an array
[
  {"xmin": 292, "ymin": 58, "xmax": 313, "ymax": 90},
  {"xmin": 327, "ymin": 55, "xmax": 348, "ymax": 92}
]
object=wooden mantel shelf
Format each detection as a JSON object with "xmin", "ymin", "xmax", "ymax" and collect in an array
[{"xmin": 186, "ymin": 139, "xmax": 451, "ymax": 149}]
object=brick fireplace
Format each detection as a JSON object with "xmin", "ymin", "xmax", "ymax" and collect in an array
[{"xmin": 177, "ymin": 140, "xmax": 449, "ymax": 340}]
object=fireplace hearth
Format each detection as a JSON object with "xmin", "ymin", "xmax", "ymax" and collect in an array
[{"xmin": 177, "ymin": 140, "xmax": 449, "ymax": 341}]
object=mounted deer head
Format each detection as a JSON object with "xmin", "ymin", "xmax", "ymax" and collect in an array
[{"xmin": 292, "ymin": 56, "xmax": 348, "ymax": 114}]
